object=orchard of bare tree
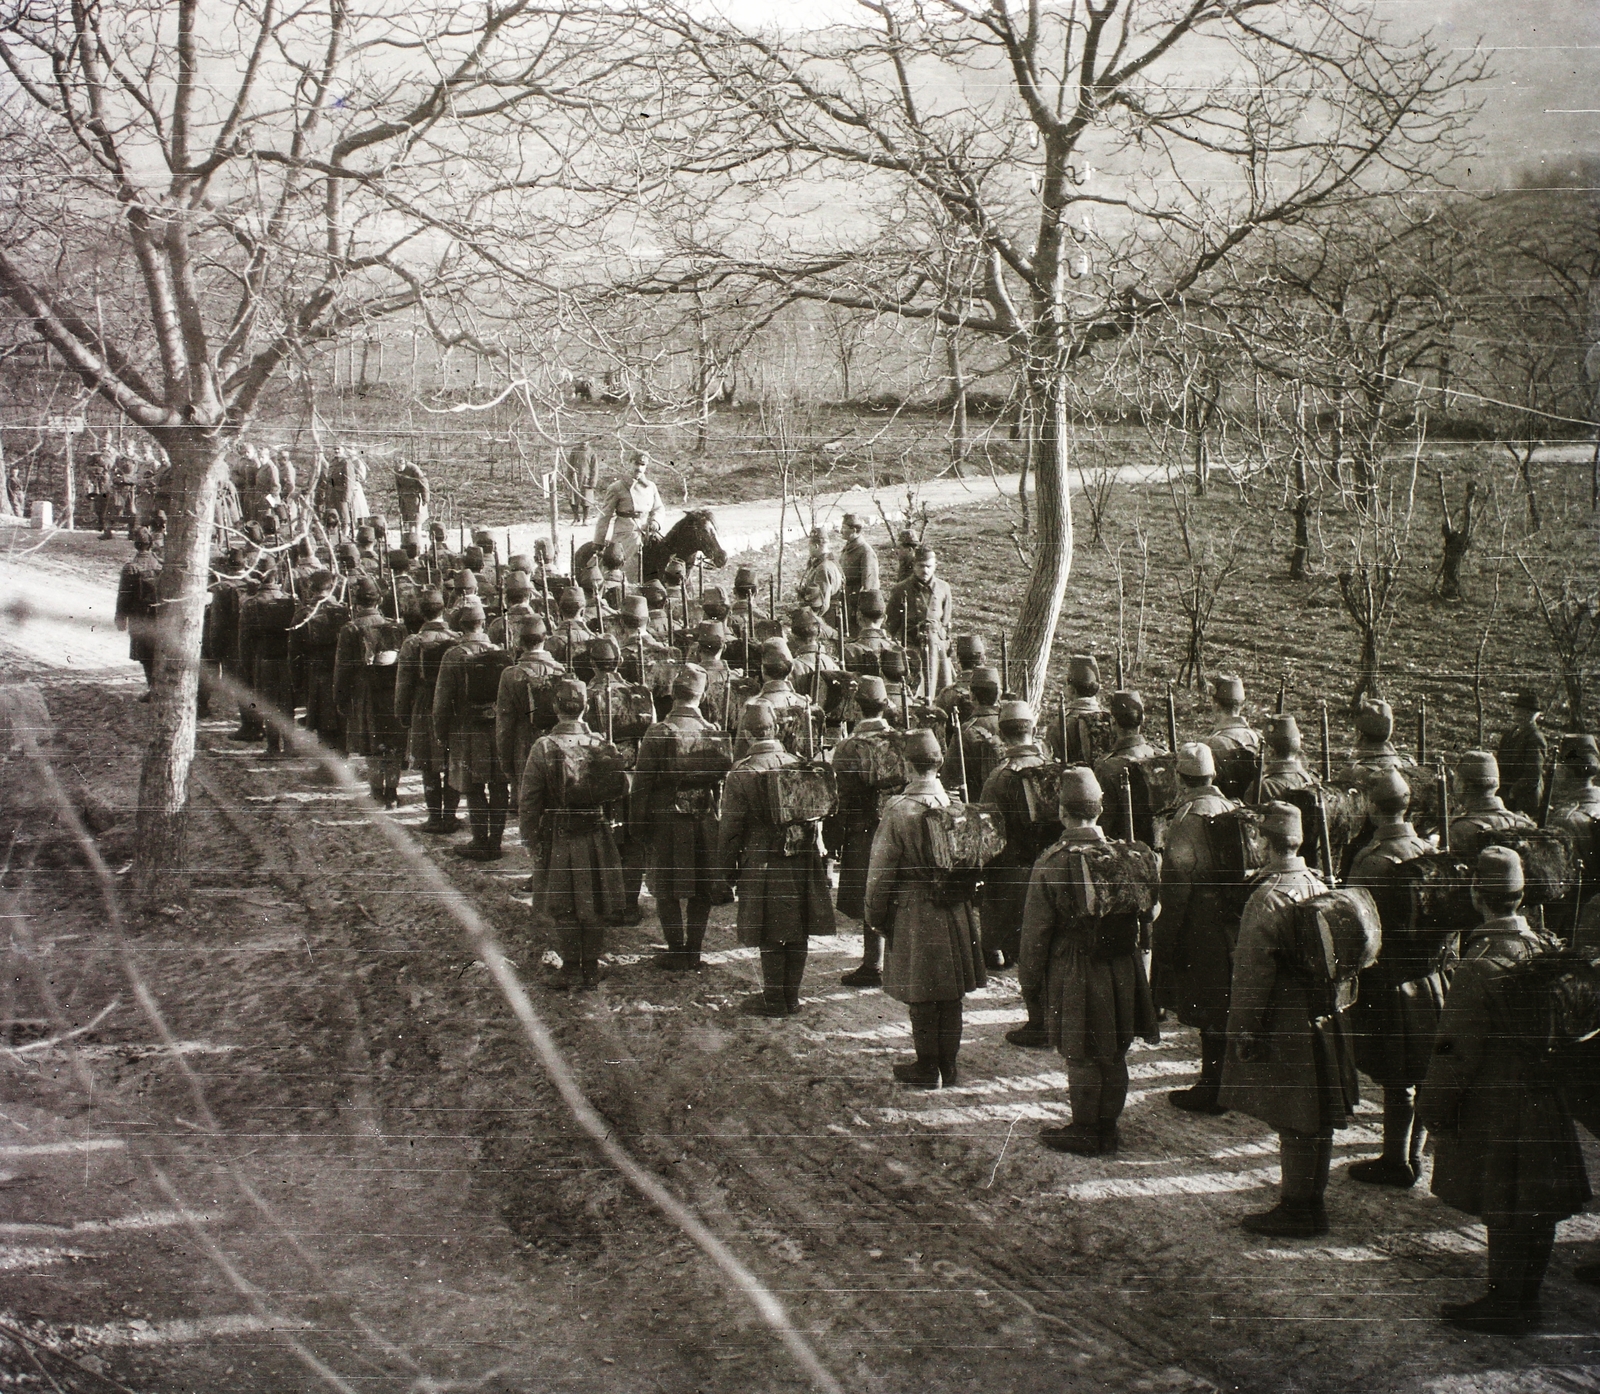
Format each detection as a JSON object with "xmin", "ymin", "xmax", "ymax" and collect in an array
[{"xmin": 0, "ymin": 2, "xmax": 1596, "ymax": 1392}]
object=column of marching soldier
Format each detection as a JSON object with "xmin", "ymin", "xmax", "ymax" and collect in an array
[{"xmin": 145, "ymin": 507, "xmax": 1600, "ymax": 1340}]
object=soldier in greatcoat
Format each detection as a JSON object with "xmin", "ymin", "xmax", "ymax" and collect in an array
[
  {"xmin": 939, "ymin": 666, "xmax": 1003, "ymax": 801},
  {"xmin": 867, "ymin": 728, "xmax": 986, "ymax": 1086},
  {"xmin": 114, "ymin": 527, "xmax": 163, "ymax": 694},
  {"xmin": 1345, "ymin": 698, "xmax": 1404, "ymax": 783},
  {"xmin": 688, "ymin": 621, "xmax": 738, "ymax": 727},
  {"xmin": 1344, "ymin": 766, "xmax": 1438, "ymax": 1188},
  {"xmin": 432, "ymin": 599, "xmax": 511, "ymax": 861},
  {"xmin": 834, "ymin": 676, "xmax": 906, "ymax": 987},
  {"xmin": 838, "ymin": 513, "xmax": 880, "ymax": 610},
  {"xmin": 1449, "ymin": 750, "xmax": 1535, "ymax": 864},
  {"xmin": 632, "ymin": 664, "xmax": 727, "ymax": 971},
  {"xmin": 844, "ymin": 589, "xmax": 899, "ymax": 664},
  {"xmin": 1023, "ymin": 768, "xmax": 1160, "ymax": 1155},
  {"xmin": 208, "ymin": 548, "xmax": 255, "ymax": 739},
  {"xmin": 1219, "ymin": 802, "xmax": 1347, "ymax": 1238},
  {"xmin": 980, "ymin": 700, "xmax": 1054, "ymax": 978},
  {"xmin": 1258, "ymin": 714, "xmax": 1317, "ymax": 800},
  {"xmin": 1093, "ymin": 689, "xmax": 1158, "ymax": 797},
  {"xmin": 289, "ymin": 571, "xmax": 347, "ymax": 755},
  {"xmin": 394, "ymin": 589, "xmax": 461, "ymax": 834},
  {"xmin": 593, "ymin": 453, "xmax": 665, "ymax": 571},
  {"xmin": 1418, "ymin": 847, "xmax": 1592, "ymax": 1335},
  {"xmin": 886, "ymin": 545, "xmax": 954, "ymax": 697},
  {"xmin": 518, "ymin": 678, "xmax": 626, "ymax": 990},
  {"xmin": 1152, "ymin": 743, "xmax": 1241, "ymax": 1110},
  {"xmin": 238, "ymin": 561, "xmax": 297, "ymax": 753},
  {"xmin": 797, "ymin": 528, "xmax": 844, "ymax": 616},
  {"xmin": 547, "ymin": 586, "xmax": 597, "ymax": 675},
  {"xmin": 333, "ymin": 576, "xmax": 407, "ymax": 807},
  {"xmin": 933, "ymin": 635, "xmax": 987, "ymax": 718},
  {"xmin": 1496, "ymin": 689, "xmax": 1547, "ymax": 820},
  {"xmin": 734, "ymin": 638, "xmax": 812, "ymax": 758},
  {"xmin": 495, "ymin": 616, "xmax": 562, "ymax": 793},
  {"xmin": 486, "ymin": 571, "xmax": 535, "ymax": 649},
  {"xmin": 1046, "ymin": 655, "xmax": 1110, "ymax": 766},
  {"xmin": 1205, "ymin": 674, "xmax": 1261, "ymax": 760},
  {"xmin": 787, "ymin": 607, "xmax": 840, "ymax": 688},
  {"xmin": 394, "ymin": 460, "xmax": 430, "ymax": 535},
  {"xmin": 717, "ymin": 701, "xmax": 835, "ymax": 1017}
]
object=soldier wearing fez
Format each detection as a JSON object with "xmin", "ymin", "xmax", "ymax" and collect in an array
[
  {"xmin": 1205, "ymin": 673, "xmax": 1261, "ymax": 761},
  {"xmin": 631, "ymin": 664, "xmax": 728, "ymax": 972},
  {"xmin": 1150, "ymin": 743, "xmax": 1239, "ymax": 1104},
  {"xmin": 866, "ymin": 728, "xmax": 987, "ymax": 1087},
  {"xmin": 1022, "ymin": 768, "xmax": 1160, "ymax": 1155},
  {"xmin": 939, "ymin": 665, "xmax": 1004, "ymax": 799},
  {"xmin": 518, "ymin": 677, "xmax": 626, "ymax": 991},
  {"xmin": 1345, "ymin": 766, "xmax": 1436, "ymax": 1188},
  {"xmin": 431, "ymin": 598, "xmax": 511, "ymax": 862},
  {"xmin": 1258, "ymin": 713, "xmax": 1316, "ymax": 800},
  {"xmin": 1220, "ymin": 801, "xmax": 1349, "ymax": 1239},
  {"xmin": 1449, "ymin": 750, "xmax": 1535, "ymax": 864},
  {"xmin": 394, "ymin": 589, "xmax": 461, "ymax": 835},
  {"xmin": 980, "ymin": 699, "xmax": 1053, "ymax": 973},
  {"xmin": 1347, "ymin": 697, "xmax": 1403, "ymax": 781},
  {"xmin": 718, "ymin": 701, "xmax": 835, "ymax": 1017},
  {"xmin": 1419, "ymin": 846, "xmax": 1591, "ymax": 1335},
  {"xmin": 1093, "ymin": 689, "xmax": 1159, "ymax": 798},
  {"xmin": 835, "ymin": 676, "xmax": 906, "ymax": 988}
]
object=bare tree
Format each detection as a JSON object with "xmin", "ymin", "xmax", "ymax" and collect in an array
[
  {"xmin": 1436, "ymin": 472, "xmax": 1477, "ymax": 600},
  {"xmin": 1336, "ymin": 518, "xmax": 1405, "ymax": 710},
  {"xmin": 1516, "ymin": 556, "xmax": 1600, "ymax": 732},
  {"xmin": 1168, "ymin": 483, "xmax": 1244, "ymax": 691},
  {"xmin": 0, "ymin": 0, "xmax": 636, "ymax": 900},
  {"xmin": 625, "ymin": 0, "xmax": 1482, "ymax": 697}
]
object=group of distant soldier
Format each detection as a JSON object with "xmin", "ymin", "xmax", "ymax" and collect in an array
[{"xmin": 113, "ymin": 478, "xmax": 1600, "ymax": 1338}]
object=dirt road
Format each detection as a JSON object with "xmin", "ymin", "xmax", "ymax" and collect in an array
[{"xmin": 3, "ymin": 527, "xmax": 1598, "ymax": 1394}]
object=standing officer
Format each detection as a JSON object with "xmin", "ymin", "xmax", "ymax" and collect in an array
[
  {"xmin": 631, "ymin": 664, "xmax": 730, "ymax": 971},
  {"xmin": 1345, "ymin": 766, "xmax": 1437, "ymax": 1188},
  {"xmin": 797, "ymin": 527, "xmax": 844, "ymax": 615},
  {"xmin": 334, "ymin": 576, "xmax": 407, "ymax": 807},
  {"xmin": 566, "ymin": 439, "xmax": 598, "ymax": 525},
  {"xmin": 432, "ymin": 599, "xmax": 512, "ymax": 861},
  {"xmin": 593, "ymin": 452, "xmax": 664, "ymax": 571},
  {"xmin": 886, "ymin": 545, "xmax": 953, "ymax": 697},
  {"xmin": 980, "ymin": 699, "xmax": 1054, "ymax": 974},
  {"xmin": 1220, "ymin": 802, "xmax": 1348, "ymax": 1238},
  {"xmin": 115, "ymin": 527, "xmax": 163, "ymax": 696},
  {"xmin": 394, "ymin": 588, "xmax": 461, "ymax": 834},
  {"xmin": 1449, "ymin": 750, "xmax": 1536, "ymax": 863},
  {"xmin": 867, "ymin": 728, "xmax": 987, "ymax": 1087},
  {"xmin": 838, "ymin": 513, "xmax": 880, "ymax": 609},
  {"xmin": 834, "ymin": 675, "xmax": 906, "ymax": 986},
  {"xmin": 1496, "ymin": 689, "xmax": 1547, "ymax": 819},
  {"xmin": 718, "ymin": 701, "xmax": 835, "ymax": 1017},
  {"xmin": 518, "ymin": 677, "xmax": 627, "ymax": 990},
  {"xmin": 1153, "ymin": 743, "xmax": 1240, "ymax": 1110},
  {"xmin": 1023, "ymin": 769, "xmax": 1160, "ymax": 1154},
  {"xmin": 238, "ymin": 561, "xmax": 297, "ymax": 753},
  {"xmin": 1418, "ymin": 846, "xmax": 1592, "ymax": 1335}
]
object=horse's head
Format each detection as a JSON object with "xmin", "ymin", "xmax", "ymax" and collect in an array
[{"xmin": 674, "ymin": 509, "xmax": 727, "ymax": 569}]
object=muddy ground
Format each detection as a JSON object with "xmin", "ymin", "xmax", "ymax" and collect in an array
[{"xmin": 2, "ymin": 462, "xmax": 1598, "ymax": 1393}]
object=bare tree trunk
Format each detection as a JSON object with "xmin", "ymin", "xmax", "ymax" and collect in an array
[
  {"xmin": 133, "ymin": 428, "xmax": 226, "ymax": 906},
  {"xmin": 946, "ymin": 332, "xmax": 968, "ymax": 477},
  {"xmin": 1290, "ymin": 448, "xmax": 1310, "ymax": 581},
  {"xmin": 1011, "ymin": 367, "xmax": 1073, "ymax": 700}
]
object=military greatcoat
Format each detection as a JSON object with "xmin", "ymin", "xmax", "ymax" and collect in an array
[
  {"xmin": 976, "ymin": 743, "xmax": 1052, "ymax": 965},
  {"xmin": 517, "ymin": 720, "xmax": 625, "ymax": 926},
  {"xmin": 630, "ymin": 705, "xmax": 724, "ymax": 903},
  {"xmin": 1152, "ymin": 784, "xmax": 1240, "ymax": 1030},
  {"xmin": 394, "ymin": 618, "xmax": 459, "ymax": 776},
  {"xmin": 432, "ymin": 635, "xmax": 506, "ymax": 789},
  {"xmin": 831, "ymin": 716, "xmax": 904, "ymax": 920}
]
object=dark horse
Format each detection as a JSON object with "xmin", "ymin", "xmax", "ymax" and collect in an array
[{"xmin": 574, "ymin": 508, "xmax": 727, "ymax": 582}]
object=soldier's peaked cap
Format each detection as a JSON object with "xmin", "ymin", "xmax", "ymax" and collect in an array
[
  {"xmin": 1176, "ymin": 742, "xmax": 1216, "ymax": 778},
  {"xmin": 1108, "ymin": 690, "xmax": 1144, "ymax": 725},
  {"xmin": 1212, "ymin": 674, "xmax": 1245, "ymax": 705},
  {"xmin": 998, "ymin": 699, "xmax": 1035, "ymax": 727},
  {"xmin": 1060, "ymin": 767, "xmax": 1103, "ymax": 808},
  {"xmin": 1475, "ymin": 845, "xmax": 1525, "ymax": 897},
  {"xmin": 671, "ymin": 663, "xmax": 708, "ymax": 700},
  {"xmin": 1459, "ymin": 749, "xmax": 1499, "ymax": 784},
  {"xmin": 900, "ymin": 728, "xmax": 942, "ymax": 766},
  {"xmin": 1068, "ymin": 654, "xmax": 1099, "ymax": 688},
  {"xmin": 913, "ymin": 543, "xmax": 936, "ymax": 561},
  {"xmin": 663, "ymin": 558, "xmax": 686, "ymax": 582},
  {"xmin": 855, "ymin": 675, "xmax": 888, "ymax": 704},
  {"xmin": 955, "ymin": 634, "xmax": 986, "ymax": 661},
  {"xmin": 1266, "ymin": 713, "xmax": 1302, "ymax": 749},
  {"xmin": 1261, "ymin": 801, "xmax": 1303, "ymax": 840},
  {"xmin": 1368, "ymin": 766, "xmax": 1411, "ymax": 807},
  {"xmin": 856, "ymin": 589, "xmax": 886, "ymax": 619},
  {"xmin": 554, "ymin": 677, "xmax": 587, "ymax": 711},
  {"xmin": 841, "ymin": 512, "xmax": 862, "ymax": 529}
]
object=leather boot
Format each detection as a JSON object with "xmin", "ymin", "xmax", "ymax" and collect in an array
[
  {"xmin": 783, "ymin": 944, "xmax": 807, "ymax": 1014},
  {"xmin": 842, "ymin": 928, "xmax": 883, "ymax": 987},
  {"xmin": 741, "ymin": 951, "xmax": 789, "ymax": 1017},
  {"xmin": 1169, "ymin": 1027, "xmax": 1227, "ymax": 1115},
  {"xmin": 683, "ymin": 898, "xmax": 710, "ymax": 970},
  {"xmin": 1005, "ymin": 993, "xmax": 1049, "ymax": 1049},
  {"xmin": 1444, "ymin": 1227, "xmax": 1532, "ymax": 1335},
  {"xmin": 1242, "ymin": 1132, "xmax": 1329, "ymax": 1237},
  {"xmin": 1239, "ymin": 1200, "xmax": 1327, "ymax": 1238},
  {"xmin": 894, "ymin": 1004, "xmax": 941, "ymax": 1087},
  {"xmin": 1042, "ymin": 1067, "xmax": 1104, "ymax": 1154},
  {"xmin": 936, "ymin": 999, "xmax": 963, "ymax": 1087},
  {"xmin": 1350, "ymin": 1086, "xmax": 1419, "ymax": 1187},
  {"xmin": 652, "ymin": 900, "xmax": 690, "ymax": 971}
]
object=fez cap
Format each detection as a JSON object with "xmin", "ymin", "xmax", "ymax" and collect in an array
[
  {"xmin": 454, "ymin": 598, "xmax": 486, "ymax": 624},
  {"xmin": 1514, "ymin": 689, "xmax": 1542, "ymax": 712},
  {"xmin": 741, "ymin": 699, "xmax": 776, "ymax": 736},
  {"xmin": 694, "ymin": 620, "xmax": 727, "ymax": 648},
  {"xmin": 517, "ymin": 615, "xmax": 549, "ymax": 642},
  {"xmin": 642, "ymin": 580, "xmax": 668, "ymax": 603},
  {"xmin": 1561, "ymin": 733, "xmax": 1600, "ymax": 774},
  {"xmin": 1177, "ymin": 742, "xmax": 1216, "ymax": 778},
  {"xmin": 503, "ymin": 570, "xmax": 533, "ymax": 600},
  {"xmin": 790, "ymin": 607, "xmax": 820, "ymax": 638},
  {"xmin": 355, "ymin": 526, "xmax": 374, "ymax": 545},
  {"xmin": 1367, "ymin": 766, "xmax": 1412, "ymax": 809},
  {"xmin": 856, "ymin": 675, "xmax": 888, "ymax": 705},
  {"xmin": 663, "ymin": 558, "xmax": 686, "ymax": 583},
  {"xmin": 588, "ymin": 635, "xmax": 620, "ymax": 663},
  {"xmin": 455, "ymin": 569, "xmax": 479, "ymax": 593},
  {"xmin": 309, "ymin": 569, "xmax": 335, "ymax": 592},
  {"xmin": 998, "ymin": 699, "xmax": 1036, "ymax": 727},
  {"xmin": 336, "ymin": 540, "xmax": 360, "ymax": 561},
  {"xmin": 462, "ymin": 545, "xmax": 484, "ymax": 569},
  {"xmin": 1261, "ymin": 801, "xmax": 1303, "ymax": 841},
  {"xmin": 1213, "ymin": 674, "xmax": 1245, "ymax": 706},
  {"xmin": 351, "ymin": 576, "xmax": 381, "ymax": 605},
  {"xmin": 856, "ymin": 589, "xmax": 886, "ymax": 619},
  {"xmin": 762, "ymin": 637, "xmax": 794, "ymax": 665},
  {"xmin": 880, "ymin": 649, "xmax": 906, "ymax": 680},
  {"xmin": 1266, "ymin": 713, "xmax": 1302, "ymax": 750},
  {"xmin": 554, "ymin": 677, "xmax": 587, "ymax": 712},
  {"xmin": 1459, "ymin": 749, "xmax": 1499, "ymax": 784},
  {"xmin": 969, "ymin": 665, "xmax": 1001, "ymax": 695},
  {"xmin": 1475, "ymin": 845, "xmax": 1525, "ymax": 897},
  {"xmin": 671, "ymin": 663, "xmax": 708, "ymax": 701},
  {"xmin": 1355, "ymin": 698, "xmax": 1394, "ymax": 740},
  {"xmin": 508, "ymin": 554, "xmax": 532, "ymax": 573},
  {"xmin": 955, "ymin": 634, "xmax": 987, "ymax": 662},
  {"xmin": 1109, "ymin": 690, "xmax": 1145, "ymax": 726},
  {"xmin": 558, "ymin": 586, "xmax": 584, "ymax": 614},
  {"xmin": 901, "ymin": 727, "xmax": 942, "ymax": 768},
  {"xmin": 388, "ymin": 548, "xmax": 410, "ymax": 570},
  {"xmin": 1068, "ymin": 654, "xmax": 1100, "ymax": 690},
  {"xmin": 733, "ymin": 566, "xmax": 758, "ymax": 594},
  {"xmin": 418, "ymin": 587, "xmax": 446, "ymax": 617},
  {"xmin": 620, "ymin": 595, "xmax": 650, "ymax": 621},
  {"xmin": 1060, "ymin": 766, "xmax": 1104, "ymax": 809},
  {"xmin": 701, "ymin": 586, "xmax": 728, "ymax": 610},
  {"xmin": 602, "ymin": 542, "xmax": 626, "ymax": 568}
]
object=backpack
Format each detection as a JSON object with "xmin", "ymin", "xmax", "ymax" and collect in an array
[
  {"xmin": 1055, "ymin": 709, "xmax": 1117, "ymax": 767},
  {"xmin": 1018, "ymin": 761, "xmax": 1064, "ymax": 823},
  {"xmin": 852, "ymin": 732, "xmax": 908, "ymax": 792},
  {"xmin": 666, "ymin": 723, "xmax": 734, "ymax": 790},
  {"xmin": 1281, "ymin": 786, "xmax": 1366, "ymax": 880},
  {"xmin": 132, "ymin": 563, "xmax": 161, "ymax": 611},
  {"xmin": 1060, "ymin": 840, "xmax": 1160, "ymax": 960},
  {"xmin": 1376, "ymin": 851, "xmax": 1473, "ymax": 967},
  {"xmin": 463, "ymin": 647, "xmax": 512, "ymax": 721},
  {"xmin": 552, "ymin": 738, "xmax": 631, "ymax": 809},
  {"xmin": 1293, "ymin": 886, "xmax": 1383, "ymax": 1005},
  {"xmin": 417, "ymin": 632, "xmax": 456, "ymax": 702},
  {"xmin": 924, "ymin": 802, "xmax": 1005, "ymax": 906},
  {"xmin": 596, "ymin": 680, "xmax": 656, "ymax": 742},
  {"xmin": 773, "ymin": 703, "xmax": 820, "ymax": 759},
  {"xmin": 304, "ymin": 600, "xmax": 348, "ymax": 652},
  {"xmin": 1213, "ymin": 744, "xmax": 1262, "ymax": 802},
  {"xmin": 1199, "ymin": 806, "xmax": 1270, "ymax": 920},
  {"xmin": 1496, "ymin": 950, "xmax": 1600, "ymax": 1078},
  {"xmin": 1481, "ymin": 826, "xmax": 1580, "ymax": 907},
  {"xmin": 523, "ymin": 665, "xmax": 559, "ymax": 734},
  {"xmin": 763, "ymin": 763, "xmax": 837, "ymax": 828}
]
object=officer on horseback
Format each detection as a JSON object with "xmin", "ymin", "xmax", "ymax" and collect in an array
[{"xmin": 593, "ymin": 451, "xmax": 664, "ymax": 570}]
